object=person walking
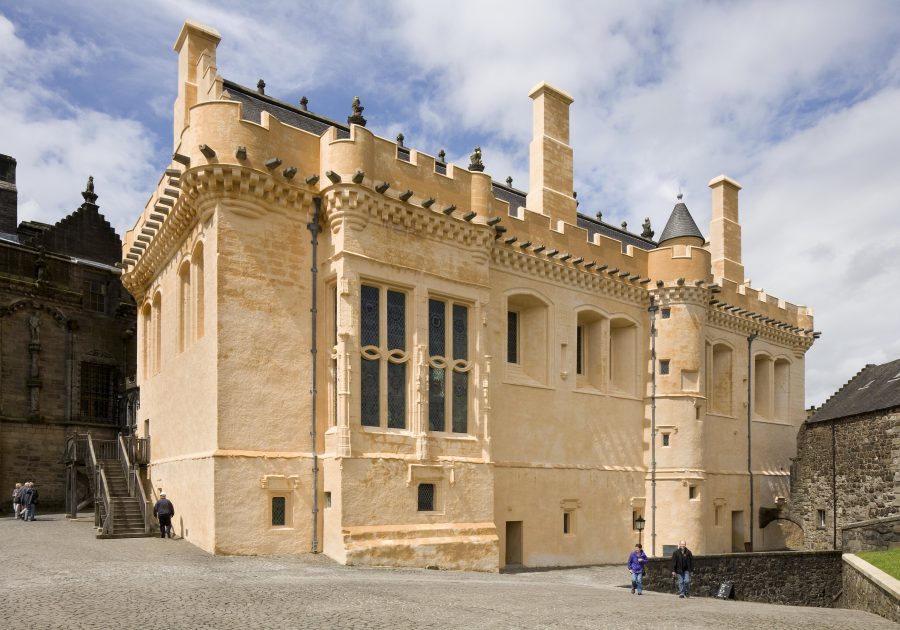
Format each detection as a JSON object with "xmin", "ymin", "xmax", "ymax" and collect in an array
[
  {"xmin": 671, "ymin": 540, "xmax": 694, "ymax": 598},
  {"xmin": 20, "ymin": 482, "xmax": 38, "ymax": 521},
  {"xmin": 12, "ymin": 483, "xmax": 23, "ymax": 519},
  {"xmin": 153, "ymin": 492, "xmax": 175, "ymax": 539},
  {"xmin": 627, "ymin": 543, "xmax": 648, "ymax": 594}
]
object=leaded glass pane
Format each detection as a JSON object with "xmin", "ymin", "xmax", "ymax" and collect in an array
[
  {"xmin": 429, "ymin": 299, "xmax": 445, "ymax": 356},
  {"xmin": 417, "ymin": 483, "xmax": 435, "ymax": 511},
  {"xmin": 387, "ymin": 362, "xmax": 406, "ymax": 428},
  {"xmin": 452, "ymin": 304, "xmax": 468, "ymax": 360},
  {"xmin": 272, "ymin": 496, "xmax": 286, "ymax": 526},
  {"xmin": 576, "ymin": 325, "xmax": 584, "ymax": 375},
  {"xmin": 507, "ymin": 311, "xmax": 518, "ymax": 363},
  {"xmin": 452, "ymin": 371, "xmax": 468, "ymax": 433},
  {"xmin": 387, "ymin": 290, "xmax": 406, "ymax": 351},
  {"xmin": 428, "ymin": 367, "xmax": 445, "ymax": 432},
  {"xmin": 360, "ymin": 285, "xmax": 379, "ymax": 347},
  {"xmin": 360, "ymin": 359, "xmax": 379, "ymax": 426}
]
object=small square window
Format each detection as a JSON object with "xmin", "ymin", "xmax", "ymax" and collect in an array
[
  {"xmin": 662, "ymin": 433, "xmax": 670, "ymax": 447},
  {"xmin": 272, "ymin": 496, "xmax": 286, "ymax": 526},
  {"xmin": 324, "ymin": 492, "xmax": 332, "ymax": 508},
  {"xmin": 418, "ymin": 483, "xmax": 435, "ymax": 512},
  {"xmin": 661, "ymin": 308, "xmax": 671, "ymax": 319},
  {"xmin": 659, "ymin": 360, "xmax": 670, "ymax": 375},
  {"xmin": 817, "ymin": 509, "xmax": 826, "ymax": 529},
  {"xmin": 689, "ymin": 485, "xmax": 698, "ymax": 500}
]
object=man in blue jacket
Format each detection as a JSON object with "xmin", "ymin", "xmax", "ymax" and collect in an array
[{"xmin": 628, "ymin": 543, "xmax": 648, "ymax": 594}]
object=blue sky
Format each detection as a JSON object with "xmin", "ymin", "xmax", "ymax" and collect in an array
[{"xmin": 2, "ymin": 0, "xmax": 900, "ymax": 406}]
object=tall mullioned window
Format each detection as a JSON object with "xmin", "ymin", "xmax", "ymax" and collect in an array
[
  {"xmin": 360, "ymin": 284, "xmax": 408, "ymax": 429},
  {"xmin": 428, "ymin": 298, "xmax": 470, "ymax": 433}
]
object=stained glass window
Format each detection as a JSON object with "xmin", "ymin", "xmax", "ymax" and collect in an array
[
  {"xmin": 429, "ymin": 299, "xmax": 445, "ymax": 356},
  {"xmin": 387, "ymin": 290, "xmax": 405, "ymax": 351},
  {"xmin": 387, "ymin": 362, "xmax": 406, "ymax": 428},
  {"xmin": 452, "ymin": 371, "xmax": 467, "ymax": 433},
  {"xmin": 360, "ymin": 360, "xmax": 379, "ymax": 426},
  {"xmin": 360, "ymin": 285, "xmax": 379, "ymax": 347},
  {"xmin": 452, "ymin": 304, "xmax": 467, "ymax": 360},
  {"xmin": 429, "ymin": 367, "xmax": 445, "ymax": 432}
]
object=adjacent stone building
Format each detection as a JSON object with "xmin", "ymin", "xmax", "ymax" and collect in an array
[
  {"xmin": 790, "ymin": 358, "xmax": 900, "ymax": 550},
  {"xmin": 0, "ymin": 154, "xmax": 136, "ymax": 512},
  {"xmin": 121, "ymin": 21, "xmax": 817, "ymax": 569}
]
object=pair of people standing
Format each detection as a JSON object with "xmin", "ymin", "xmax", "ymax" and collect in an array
[
  {"xmin": 12, "ymin": 482, "xmax": 38, "ymax": 521},
  {"xmin": 626, "ymin": 540, "xmax": 694, "ymax": 598}
]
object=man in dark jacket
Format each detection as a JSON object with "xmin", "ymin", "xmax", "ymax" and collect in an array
[
  {"xmin": 671, "ymin": 540, "xmax": 694, "ymax": 598},
  {"xmin": 153, "ymin": 492, "xmax": 175, "ymax": 539},
  {"xmin": 21, "ymin": 482, "xmax": 38, "ymax": 521}
]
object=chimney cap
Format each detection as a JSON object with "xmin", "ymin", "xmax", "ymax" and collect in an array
[
  {"xmin": 708, "ymin": 174, "xmax": 742, "ymax": 190},
  {"xmin": 173, "ymin": 20, "xmax": 221, "ymax": 53},
  {"xmin": 528, "ymin": 81, "xmax": 574, "ymax": 105}
]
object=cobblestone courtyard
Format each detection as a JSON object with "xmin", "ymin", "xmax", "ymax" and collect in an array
[{"xmin": 2, "ymin": 514, "xmax": 896, "ymax": 629}]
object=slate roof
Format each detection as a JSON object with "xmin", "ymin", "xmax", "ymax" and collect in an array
[
  {"xmin": 223, "ymin": 80, "xmax": 350, "ymax": 139},
  {"xmin": 808, "ymin": 358, "xmax": 900, "ymax": 423},
  {"xmin": 657, "ymin": 199, "xmax": 704, "ymax": 244}
]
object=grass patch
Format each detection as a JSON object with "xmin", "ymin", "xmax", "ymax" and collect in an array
[{"xmin": 857, "ymin": 549, "xmax": 900, "ymax": 579}]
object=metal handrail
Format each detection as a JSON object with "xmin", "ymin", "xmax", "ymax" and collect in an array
[
  {"xmin": 98, "ymin": 467, "xmax": 114, "ymax": 535},
  {"xmin": 131, "ymin": 467, "xmax": 152, "ymax": 533},
  {"xmin": 118, "ymin": 434, "xmax": 133, "ymax": 495}
]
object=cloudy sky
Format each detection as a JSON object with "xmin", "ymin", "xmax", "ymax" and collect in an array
[{"xmin": 2, "ymin": 1, "xmax": 899, "ymax": 406}]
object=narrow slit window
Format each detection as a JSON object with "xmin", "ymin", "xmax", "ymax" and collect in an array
[
  {"xmin": 659, "ymin": 359, "xmax": 670, "ymax": 375},
  {"xmin": 507, "ymin": 310, "xmax": 519, "ymax": 364},
  {"xmin": 272, "ymin": 496, "xmax": 286, "ymax": 526}
]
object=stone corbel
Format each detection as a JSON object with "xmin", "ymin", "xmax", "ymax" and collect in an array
[{"xmin": 259, "ymin": 475, "xmax": 300, "ymax": 491}]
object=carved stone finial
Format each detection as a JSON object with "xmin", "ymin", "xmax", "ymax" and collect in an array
[
  {"xmin": 82, "ymin": 175, "xmax": 98, "ymax": 203},
  {"xmin": 468, "ymin": 146, "xmax": 484, "ymax": 172},
  {"xmin": 438, "ymin": 149, "xmax": 446, "ymax": 162},
  {"xmin": 642, "ymin": 217, "xmax": 654, "ymax": 239},
  {"xmin": 347, "ymin": 96, "xmax": 367, "ymax": 127},
  {"xmin": 506, "ymin": 176, "xmax": 513, "ymax": 187},
  {"xmin": 257, "ymin": 79, "xmax": 266, "ymax": 95},
  {"xmin": 396, "ymin": 133, "xmax": 404, "ymax": 147},
  {"xmin": 621, "ymin": 221, "xmax": 628, "ymax": 230},
  {"xmin": 595, "ymin": 210, "xmax": 602, "ymax": 221},
  {"xmin": 677, "ymin": 191, "xmax": 683, "ymax": 201},
  {"xmin": 299, "ymin": 96, "xmax": 308, "ymax": 110}
]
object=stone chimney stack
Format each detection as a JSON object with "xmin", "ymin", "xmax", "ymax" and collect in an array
[
  {"xmin": 708, "ymin": 174, "xmax": 744, "ymax": 284},
  {"xmin": 173, "ymin": 20, "xmax": 221, "ymax": 148},
  {"xmin": 0, "ymin": 154, "xmax": 18, "ymax": 235},
  {"xmin": 527, "ymin": 82, "xmax": 577, "ymax": 226}
]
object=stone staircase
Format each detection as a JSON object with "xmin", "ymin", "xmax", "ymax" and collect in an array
[{"xmin": 96, "ymin": 459, "xmax": 154, "ymax": 539}]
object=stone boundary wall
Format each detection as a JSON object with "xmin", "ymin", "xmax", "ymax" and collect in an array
[
  {"xmin": 842, "ymin": 515, "xmax": 900, "ymax": 552},
  {"xmin": 841, "ymin": 553, "xmax": 900, "ymax": 623},
  {"xmin": 641, "ymin": 550, "xmax": 842, "ymax": 607}
]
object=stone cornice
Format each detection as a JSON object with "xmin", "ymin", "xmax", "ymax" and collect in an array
[
  {"xmin": 491, "ymin": 244, "xmax": 648, "ymax": 305},
  {"xmin": 122, "ymin": 165, "xmax": 316, "ymax": 297},
  {"xmin": 707, "ymin": 302, "xmax": 815, "ymax": 352}
]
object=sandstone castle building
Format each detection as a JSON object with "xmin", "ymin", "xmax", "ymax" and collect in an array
[
  {"xmin": 121, "ymin": 21, "xmax": 816, "ymax": 569},
  {"xmin": 0, "ymin": 154, "xmax": 136, "ymax": 511}
]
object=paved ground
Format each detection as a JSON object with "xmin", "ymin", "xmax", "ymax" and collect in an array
[{"xmin": 3, "ymin": 514, "xmax": 896, "ymax": 629}]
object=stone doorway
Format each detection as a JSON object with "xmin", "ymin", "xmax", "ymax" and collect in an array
[
  {"xmin": 505, "ymin": 521, "xmax": 523, "ymax": 565},
  {"xmin": 731, "ymin": 510, "xmax": 745, "ymax": 552}
]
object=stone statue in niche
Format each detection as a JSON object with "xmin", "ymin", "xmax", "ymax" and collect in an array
[
  {"xmin": 34, "ymin": 247, "xmax": 46, "ymax": 282},
  {"xmin": 28, "ymin": 313, "xmax": 40, "ymax": 343}
]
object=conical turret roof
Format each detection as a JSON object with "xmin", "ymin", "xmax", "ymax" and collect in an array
[{"xmin": 657, "ymin": 195, "xmax": 704, "ymax": 245}]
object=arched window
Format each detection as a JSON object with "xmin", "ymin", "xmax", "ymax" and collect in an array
[
  {"xmin": 192, "ymin": 241, "xmax": 205, "ymax": 340},
  {"xmin": 506, "ymin": 292, "xmax": 549, "ymax": 385},
  {"xmin": 178, "ymin": 260, "xmax": 191, "ymax": 352},
  {"xmin": 152, "ymin": 292, "xmax": 162, "ymax": 375},
  {"xmin": 709, "ymin": 343, "xmax": 734, "ymax": 415},
  {"xmin": 753, "ymin": 354, "xmax": 772, "ymax": 419},
  {"xmin": 609, "ymin": 317, "xmax": 637, "ymax": 395},
  {"xmin": 774, "ymin": 358, "xmax": 791, "ymax": 421},
  {"xmin": 575, "ymin": 309, "xmax": 607, "ymax": 391}
]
